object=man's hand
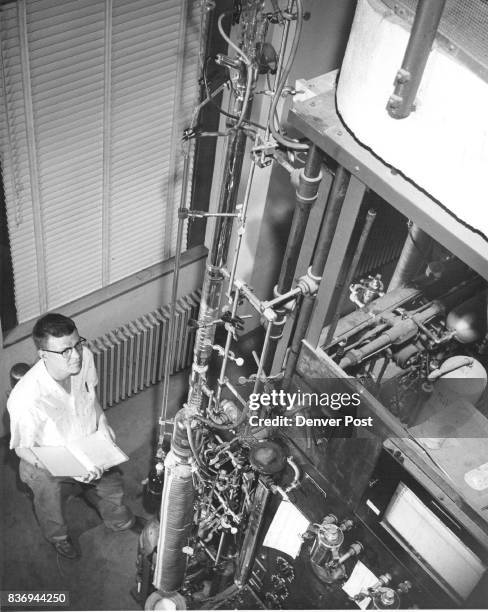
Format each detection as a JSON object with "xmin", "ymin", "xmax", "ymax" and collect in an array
[{"xmin": 75, "ymin": 465, "xmax": 104, "ymax": 483}]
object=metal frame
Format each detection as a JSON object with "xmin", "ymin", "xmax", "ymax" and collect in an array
[{"xmin": 289, "ymin": 83, "xmax": 488, "ymax": 351}]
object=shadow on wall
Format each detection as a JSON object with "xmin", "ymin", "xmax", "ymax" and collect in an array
[{"xmin": 249, "ymin": 164, "xmax": 297, "ymax": 300}]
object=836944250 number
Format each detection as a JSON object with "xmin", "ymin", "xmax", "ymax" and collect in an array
[{"xmin": 1, "ymin": 591, "xmax": 69, "ymax": 607}]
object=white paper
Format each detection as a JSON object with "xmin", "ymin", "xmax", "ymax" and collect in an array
[
  {"xmin": 262, "ymin": 501, "xmax": 310, "ymax": 559},
  {"xmin": 342, "ymin": 560, "xmax": 379, "ymax": 609},
  {"xmin": 32, "ymin": 446, "xmax": 87, "ymax": 477},
  {"xmin": 32, "ymin": 430, "xmax": 128, "ymax": 477},
  {"xmin": 72, "ymin": 430, "xmax": 128, "ymax": 471}
]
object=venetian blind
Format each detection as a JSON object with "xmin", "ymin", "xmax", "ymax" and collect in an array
[{"xmin": 0, "ymin": 0, "xmax": 200, "ymax": 323}]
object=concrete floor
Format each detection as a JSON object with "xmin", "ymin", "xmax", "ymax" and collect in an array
[{"xmin": 0, "ymin": 371, "xmax": 189, "ymax": 611}]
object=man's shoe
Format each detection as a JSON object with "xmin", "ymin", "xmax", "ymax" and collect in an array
[
  {"xmin": 52, "ymin": 537, "xmax": 80, "ymax": 560},
  {"xmin": 108, "ymin": 515, "xmax": 147, "ymax": 534},
  {"xmin": 108, "ymin": 516, "xmax": 135, "ymax": 532}
]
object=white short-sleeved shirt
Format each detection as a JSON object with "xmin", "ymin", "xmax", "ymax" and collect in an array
[{"xmin": 7, "ymin": 346, "xmax": 99, "ymax": 448}]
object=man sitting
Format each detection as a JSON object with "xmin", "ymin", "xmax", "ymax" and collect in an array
[{"xmin": 7, "ymin": 313, "xmax": 135, "ymax": 559}]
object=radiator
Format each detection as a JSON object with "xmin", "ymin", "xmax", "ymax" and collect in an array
[{"xmin": 87, "ymin": 291, "xmax": 201, "ymax": 409}]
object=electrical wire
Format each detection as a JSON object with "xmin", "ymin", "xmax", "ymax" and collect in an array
[
  {"xmin": 203, "ymin": 57, "xmax": 266, "ymax": 130},
  {"xmin": 217, "ymin": 12, "xmax": 251, "ymax": 67},
  {"xmin": 217, "ymin": 12, "xmax": 253, "ymax": 132},
  {"xmin": 268, "ymin": 0, "xmax": 309, "ymax": 151}
]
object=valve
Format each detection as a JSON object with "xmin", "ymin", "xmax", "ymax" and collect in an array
[
  {"xmin": 350, "ymin": 274, "xmax": 385, "ymax": 308},
  {"xmin": 189, "ymin": 310, "xmax": 249, "ymax": 341},
  {"xmin": 215, "ymin": 53, "xmax": 242, "ymax": 70},
  {"xmin": 309, "ymin": 515, "xmax": 362, "ymax": 584},
  {"xmin": 210, "ymin": 344, "xmax": 244, "ymax": 367},
  {"xmin": 352, "ymin": 574, "xmax": 412, "ymax": 609}
]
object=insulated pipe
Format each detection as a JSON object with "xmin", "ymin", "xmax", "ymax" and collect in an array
[
  {"xmin": 153, "ymin": 407, "xmax": 195, "ymax": 593},
  {"xmin": 387, "ymin": 0, "xmax": 446, "ymax": 118},
  {"xmin": 283, "ymin": 166, "xmax": 350, "ymax": 384},
  {"xmin": 263, "ymin": 144, "xmax": 323, "ymax": 374},
  {"xmin": 152, "ymin": 439, "xmax": 194, "ymax": 592},
  {"xmin": 388, "ymin": 222, "xmax": 431, "ymax": 291},
  {"xmin": 324, "ymin": 209, "xmax": 377, "ymax": 347},
  {"xmin": 152, "ymin": 457, "xmax": 194, "ymax": 592}
]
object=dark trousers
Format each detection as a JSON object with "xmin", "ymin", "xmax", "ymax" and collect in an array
[{"xmin": 19, "ymin": 459, "xmax": 133, "ymax": 541}]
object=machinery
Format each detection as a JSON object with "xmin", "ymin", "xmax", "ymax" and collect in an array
[{"xmin": 135, "ymin": 1, "xmax": 488, "ymax": 609}]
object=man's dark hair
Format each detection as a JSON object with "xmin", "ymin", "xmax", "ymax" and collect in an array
[{"xmin": 32, "ymin": 313, "xmax": 77, "ymax": 349}]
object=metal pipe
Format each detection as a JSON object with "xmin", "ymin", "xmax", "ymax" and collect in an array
[
  {"xmin": 277, "ymin": 145, "xmax": 323, "ymax": 292},
  {"xmin": 324, "ymin": 209, "xmax": 377, "ymax": 347},
  {"xmin": 339, "ymin": 300, "xmax": 443, "ymax": 369},
  {"xmin": 159, "ymin": 135, "xmax": 194, "ymax": 435},
  {"xmin": 226, "ymin": 272, "xmax": 276, "ymax": 321},
  {"xmin": 388, "ymin": 221, "xmax": 431, "ymax": 291},
  {"xmin": 234, "ymin": 479, "xmax": 270, "ymax": 586},
  {"xmin": 283, "ymin": 166, "xmax": 350, "ymax": 383},
  {"xmin": 283, "ymin": 294, "xmax": 315, "ymax": 385},
  {"xmin": 264, "ymin": 144, "xmax": 323, "ymax": 373},
  {"xmin": 253, "ymin": 318, "xmax": 274, "ymax": 395},
  {"xmin": 310, "ymin": 166, "xmax": 350, "ymax": 277},
  {"xmin": 387, "ymin": 0, "xmax": 446, "ymax": 119},
  {"xmin": 214, "ymin": 531, "xmax": 226, "ymax": 567},
  {"xmin": 263, "ymin": 286, "xmax": 302, "ymax": 310},
  {"xmin": 227, "ymin": 155, "xmax": 257, "ymax": 295}
]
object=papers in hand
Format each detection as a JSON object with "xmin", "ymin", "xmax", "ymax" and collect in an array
[
  {"xmin": 263, "ymin": 500, "xmax": 311, "ymax": 559},
  {"xmin": 32, "ymin": 430, "xmax": 129, "ymax": 477}
]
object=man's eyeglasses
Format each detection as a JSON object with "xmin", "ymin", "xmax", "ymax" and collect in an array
[{"xmin": 42, "ymin": 338, "xmax": 86, "ymax": 359}]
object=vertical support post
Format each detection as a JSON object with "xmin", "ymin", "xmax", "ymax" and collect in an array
[
  {"xmin": 323, "ymin": 208, "xmax": 377, "ymax": 347},
  {"xmin": 305, "ymin": 175, "xmax": 366, "ymax": 348},
  {"xmin": 283, "ymin": 165, "xmax": 350, "ymax": 385}
]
